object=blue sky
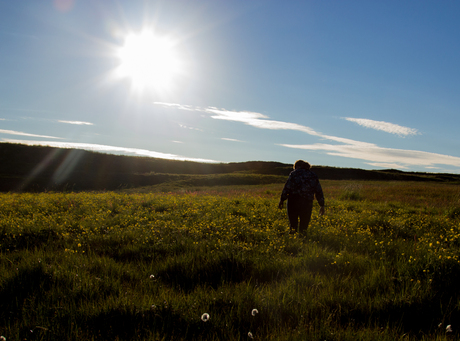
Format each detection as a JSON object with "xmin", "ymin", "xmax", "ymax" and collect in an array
[{"xmin": 1, "ymin": 0, "xmax": 460, "ymax": 173}]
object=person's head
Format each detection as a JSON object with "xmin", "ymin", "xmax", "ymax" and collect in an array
[{"xmin": 294, "ymin": 160, "xmax": 311, "ymax": 170}]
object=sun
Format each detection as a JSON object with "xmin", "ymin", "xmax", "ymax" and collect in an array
[{"xmin": 115, "ymin": 30, "xmax": 182, "ymax": 92}]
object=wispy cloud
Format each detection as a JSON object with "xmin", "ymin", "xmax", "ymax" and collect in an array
[
  {"xmin": 58, "ymin": 120, "xmax": 94, "ymax": 126},
  {"xmin": 367, "ymin": 162, "xmax": 409, "ymax": 169},
  {"xmin": 153, "ymin": 102, "xmax": 373, "ymax": 142},
  {"xmin": 154, "ymin": 102, "xmax": 320, "ymax": 134},
  {"xmin": 153, "ymin": 102, "xmax": 459, "ymax": 171},
  {"xmin": 1, "ymin": 139, "xmax": 218, "ymax": 163},
  {"xmin": 344, "ymin": 117, "xmax": 419, "ymax": 136},
  {"xmin": 154, "ymin": 102, "xmax": 197, "ymax": 111},
  {"xmin": 280, "ymin": 142, "xmax": 460, "ymax": 169},
  {"xmin": 222, "ymin": 137, "xmax": 244, "ymax": 142},
  {"xmin": 179, "ymin": 124, "xmax": 203, "ymax": 131},
  {"xmin": 204, "ymin": 107, "xmax": 319, "ymax": 135},
  {"xmin": 0, "ymin": 129, "xmax": 62, "ymax": 139}
]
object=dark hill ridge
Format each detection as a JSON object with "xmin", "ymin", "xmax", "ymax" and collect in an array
[{"xmin": 1, "ymin": 143, "xmax": 459, "ymax": 192}]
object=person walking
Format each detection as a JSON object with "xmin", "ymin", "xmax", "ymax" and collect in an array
[{"xmin": 278, "ymin": 160, "xmax": 325, "ymax": 235}]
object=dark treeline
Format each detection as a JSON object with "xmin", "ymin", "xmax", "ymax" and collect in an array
[{"xmin": 1, "ymin": 143, "xmax": 459, "ymax": 192}]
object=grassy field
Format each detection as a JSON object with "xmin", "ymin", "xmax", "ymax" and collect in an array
[{"xmin": 1, "ymin": 180, "xmax": 460, "ymax": 340}]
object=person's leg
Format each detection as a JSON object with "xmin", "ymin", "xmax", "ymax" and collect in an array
[
  {"xmin": 298, "ymin": 199, "xmax": 313, "ymax": 235},
  {"xmin": 287, "ymin": 196, "xmax": 301, "ymax": 233}
]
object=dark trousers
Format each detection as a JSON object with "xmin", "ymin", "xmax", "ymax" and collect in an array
[{"xmin": 287, "ymin": 195, "xmax": 313, "ymax": 234}]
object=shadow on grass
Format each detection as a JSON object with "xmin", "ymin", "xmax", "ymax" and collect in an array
[
  {"xmin": 156, "ymin": 255, "xmax": 253, "ymax": 292},
  {"xmin": 75, "ymin": 306, "xmax": 222, "ymax": 341},
  {"xmin": 0, "ymin": 264, "xmax": 54, "ymax": 321},
  {"xmin": 1, "ymin": 228, "xmax": 61, "ymax": 252},
  {"xmin": 156, "ymin": 254, "xmax": 292, "ymax": 292}
]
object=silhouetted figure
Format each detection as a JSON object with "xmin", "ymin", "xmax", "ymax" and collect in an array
[{"xmin": 278, "ymin": 160, "xmax": 325, "ymax": 235}]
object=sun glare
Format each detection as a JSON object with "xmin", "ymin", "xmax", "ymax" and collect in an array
[{"xmin": 116, "ymin": 30, "xmax": 182, "ymax": 92}]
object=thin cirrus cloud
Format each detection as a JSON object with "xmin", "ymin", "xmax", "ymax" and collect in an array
[
  {"xmin": 222, "ymin": 137, "xmax": 244, "ymax": 142},
  {"xmin": 179, "ymin": 124, "xmax": 203, "ymax": 132},
  {"xmin": 205, "ymin": 107, "xmax": 319, "ymax": 135},
  {"xmin": 1, "ymin": 139, "xmax": 218, "ymax": 163},
  {"xmin": 154, "ymin": 102, "xmax": 319, "ymax": 135},
  {"xmin": 280, "ymin": 142, "xmax": 460, "ymax": 169},
  {"xmin": 344, "ymin": 117, "xmax": 419, "ymax": 136},
  {"xmin": 0, "ymin": 129, "xmax": 62, "ymax": 139},
  {"xmin": 154, "ymin": 102, "xmax": 460, "ymax": 170},
  {"xmin": 154, "ymin": 102, "xmax": 197, "ymax": 112},
  {"xmin": 58, "ymin": 120, "xmax": 94, "ymax": 126}
]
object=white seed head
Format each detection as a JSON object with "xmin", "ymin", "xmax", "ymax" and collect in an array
[
  {"xmin": 149, "ymin": 274, "xmax": 155, "ymax": 279},
  {"xmin": 446, "ymin": 325, "xmax": 453, "ymax": 333},
  {"xmin": 248, "ymin": 331, "xmax": 254, "ymax": 339},
  {"xmin": 251, "ymin": 309, "xmax": 259, "ymax": 316},
  {"xmin": 201, "ymin": 313, "xmax": 210, "ymax": 322}
]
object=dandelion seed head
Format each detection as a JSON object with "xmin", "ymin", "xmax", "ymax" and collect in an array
[
  {"xmin": 446, "ymin": 325, "xmax": 453, "ymax": 333},
  {"xmin": 201, "ymin": 313, "xmax": 210, "ymax": 322},
  {"xmin": 150, "ymin": 274, "xmax": 155, "ymax": 279},
  {"xmin": 248, "ymin": 331, "xmax": 253, "ymax": 339},
  {"xmin": 251, "ymin": 309, "xmax": 259, "ymax": 316}
]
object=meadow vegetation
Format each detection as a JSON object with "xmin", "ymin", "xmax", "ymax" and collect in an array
[{"xmin": 1, "ymin": 180, "xmax": 460, "ymax": 340}]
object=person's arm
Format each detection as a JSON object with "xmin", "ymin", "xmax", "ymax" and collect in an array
[
  {"xmin": 278, "ymin": 199, "xmax": 284, "ymax": 209},
  {"xmin": 319, "ymin": 205, "xmax": 325, "ymax": 216},
  {"xmin": 278, "ymin": 188, "xmax": 288, "ymax": 209},
  {"xmin": 278, "ymin": 174, "xmax": 292, "ymax": 209},
  {"xmin": 314, "ymin": 179, "xmax": 325, "ymax": 215}
]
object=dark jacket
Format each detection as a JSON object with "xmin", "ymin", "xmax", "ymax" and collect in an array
[{"xmin": 280, "ymin": 168, "xmax": 325, "ymax": 206}]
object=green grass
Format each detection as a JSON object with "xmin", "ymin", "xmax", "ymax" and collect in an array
[{"xmin": 1, "ymin": 181, "xmax": 460, "ymax": 340}]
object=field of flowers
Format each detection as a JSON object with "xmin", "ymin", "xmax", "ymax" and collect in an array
[{"xmin": 1, "ymin": 180, "xmax": 460, "ymax": 340}]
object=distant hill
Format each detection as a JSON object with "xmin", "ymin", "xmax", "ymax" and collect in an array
[{"xmin": 1, "ymin": 143, "xmax": 459, "ymax": 192}]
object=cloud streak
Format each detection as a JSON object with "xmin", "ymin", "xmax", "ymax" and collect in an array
[
  {"xmin": 58, "ymin": 120, "xmax": 94, "ymax": 126},
  {"xmin": 222, "ymin": 137, "xmax": 244, "ymax": 142},
  {"xmin": 344, "ymin": 117, "xmax": 419, "ymax": 136},
  {"xmin": 1, "ymin": 139, "xmax": 218, "ymax": 163},
  {"xmin": 154, "ymin": 102, "xmax": 197, "ymax": 112},
  {"xmin": 154, "ymin": 103, "xmax": 320, "ymax": 135},
  {"xmin": 0, "ymin": 129, "xmax": 61, "ymax": 139},
  {"xmin": 280, "ymin": 142, "xmax": 460, "ymax": 169},
  {"xmin": 153, "ymin": 102, "xmax": 459, "ymax": 171},
  {"xmin": 204, "ymin": 107, "xmax": 319, "ymax": 135}
]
